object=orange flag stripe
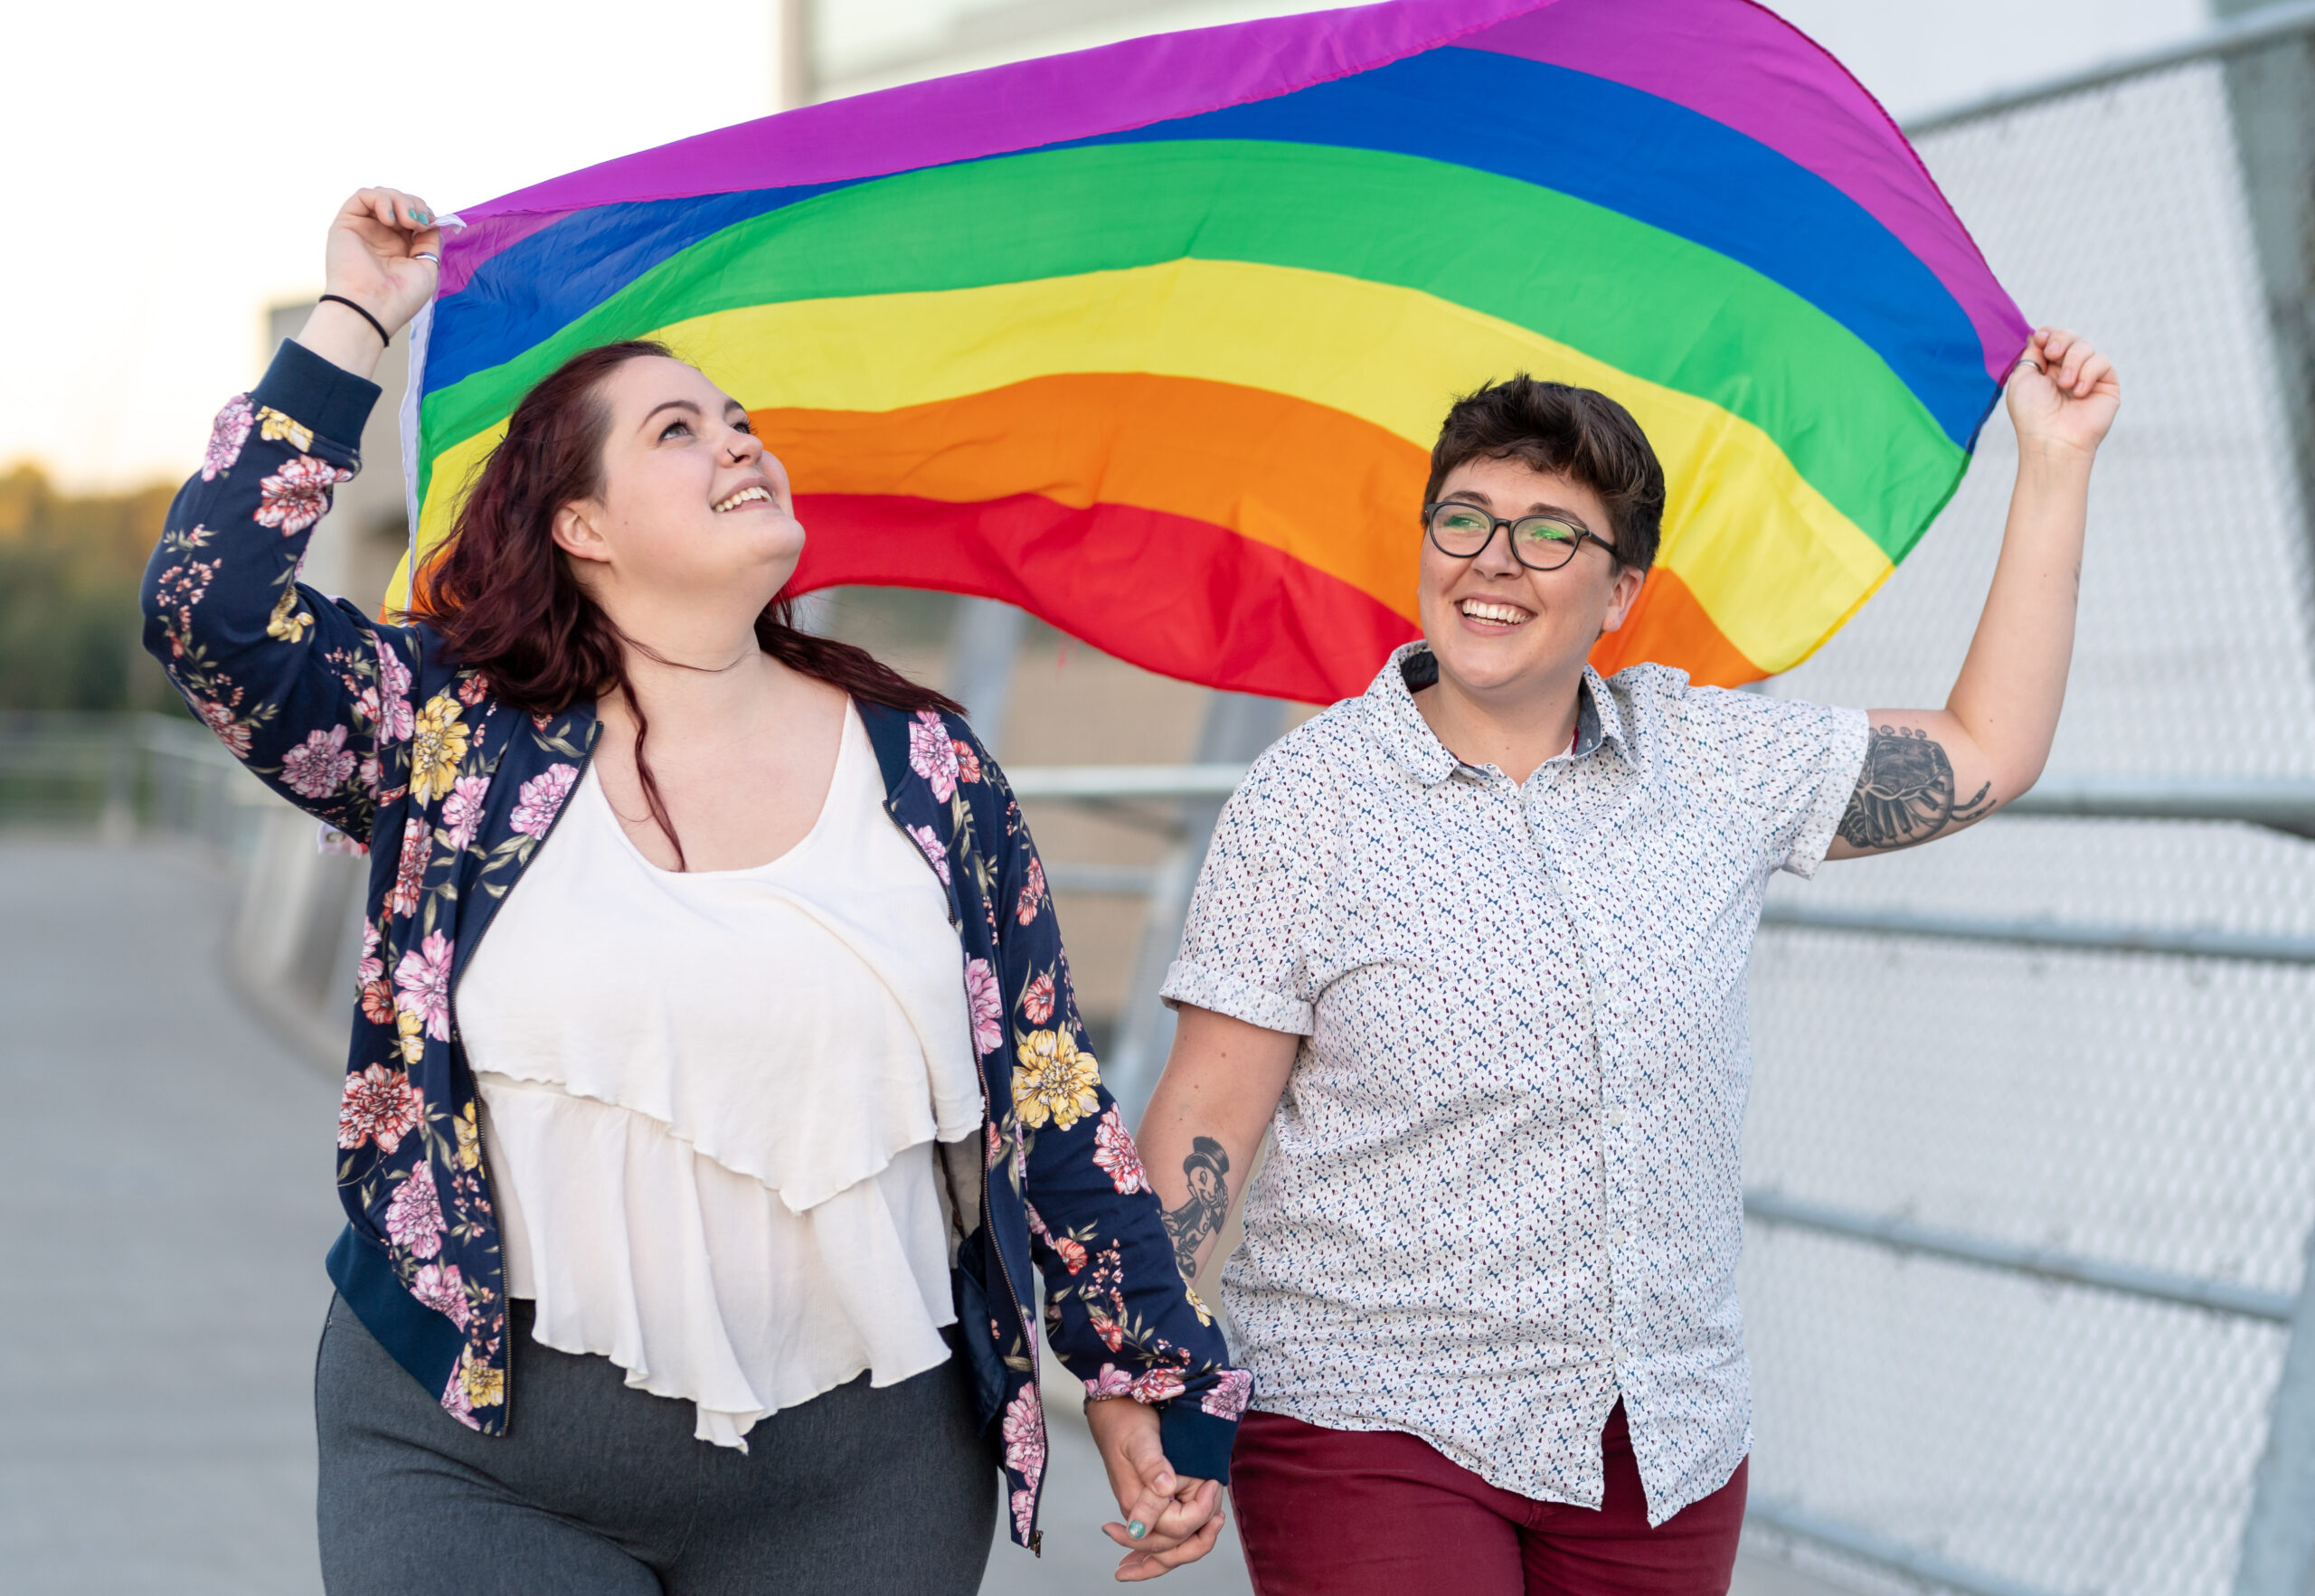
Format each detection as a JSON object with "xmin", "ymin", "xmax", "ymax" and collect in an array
[
  {"xmin": 759, "ymin": 370, "xmax": 1767, "ymax": 687},
  {"xmin": 1590, "ymin": 566, "xmax": 1759, "ymax": 686},
  {"xmin": 752, "ymin": 371, "xmax": 1429, "ymax": 626}
]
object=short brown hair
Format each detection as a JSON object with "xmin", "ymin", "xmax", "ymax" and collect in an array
[{"xmin": 1423, "ymin": 376, "xmax": 1665, "ymax": 572}]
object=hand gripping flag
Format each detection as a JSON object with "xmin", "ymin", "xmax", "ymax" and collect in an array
[{"xmin": 394, "ymin": 0, "xmax": 2027, "ymax": 703}]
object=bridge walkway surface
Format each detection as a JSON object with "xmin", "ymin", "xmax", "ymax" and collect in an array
[{"xmin": 0, "ymin": 838, "xmax": 1840, "ymax": 1595}]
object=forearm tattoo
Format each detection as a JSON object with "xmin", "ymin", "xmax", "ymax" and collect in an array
[
  {"xmin": 1160, "ymin": 1137, "xmax": 1232, "ymax": 1284},
  {"xmin": 1837, "ymin": 723, "xmax": 1996, "ymax": 852}
]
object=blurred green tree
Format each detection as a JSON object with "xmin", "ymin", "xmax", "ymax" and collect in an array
[{"xmin": 0, "ymin": 465, "xmax": 178, "ymax": 712}]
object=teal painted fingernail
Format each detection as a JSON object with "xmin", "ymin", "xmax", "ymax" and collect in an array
[{"xmin": 1128, "ymin": 1521, "xmax": 1148, "ymax": 1540}]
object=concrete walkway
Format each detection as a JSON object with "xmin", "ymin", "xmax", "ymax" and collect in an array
[
  {"xmin": 0, "ymin": 837, "xmax": 1851, "ymax": 1596},
  {"xmin": 0, "ymin": 839, "xmax": 341, "ymax": 1595}
]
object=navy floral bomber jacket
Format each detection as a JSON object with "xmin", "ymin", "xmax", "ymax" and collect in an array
[{"xmin": 140, "ymin": 340, "xmax": 1247, "ymax": 1546}]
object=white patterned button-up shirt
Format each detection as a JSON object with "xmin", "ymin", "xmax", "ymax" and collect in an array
[{"xmin": 1161, "ymin": 644, "xmax": 1867, "ymax": 1525}]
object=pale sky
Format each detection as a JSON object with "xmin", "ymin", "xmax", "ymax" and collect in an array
[{"xmin": 6, "ymin": 0, "xmax": 2207, "ymax": 492}]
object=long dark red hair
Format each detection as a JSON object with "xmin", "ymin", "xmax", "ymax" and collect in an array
[{"xmin": 404, "ymin": 340, "xmax": 959, "ymax": 868}]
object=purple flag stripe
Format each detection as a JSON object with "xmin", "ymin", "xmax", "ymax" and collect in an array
[
  {"xmin": 437, "ymin": 0, "xmax": 1539, "ymax": 291},
  {"xmin": 1461, "ymin": 0, "xmax": 2028, "ymax": 382},
  {"xmin": 438, "ymin": 210, "xmax": 575, "ymax": 300}
]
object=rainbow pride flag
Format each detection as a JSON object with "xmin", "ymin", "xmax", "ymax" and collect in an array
[{"xmin": 396, "ymin": 0, "xmax": 2027, "ymax": 704}]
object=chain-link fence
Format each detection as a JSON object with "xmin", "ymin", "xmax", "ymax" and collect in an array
[{"xmin": 1742, "ymin": 9, "xmax": 2315, "ymax": 1594}]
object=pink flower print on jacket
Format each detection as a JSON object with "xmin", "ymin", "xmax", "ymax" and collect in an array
[
  {"xmin": 1083, "ymin": 1364, "xmax": 1135, "ymax": 1401},
  {"xmin": 203, "ymin": 396, "xmax": 253, "ymax": 481},
  {"xmin": 281, "ymin": 724, "xmax": 356, "ymax": 798},
  {"xmin": 908, "ymin": 710, "xmax": 959, "ymax": 801},
  {"xmin": 356, "ymin": 920, "xmax": 383, "ymax": 987},
  {"xmin": 393, "ymin": 930, "xmax": 454, "ymax": 1042},
  {"xmin": 441, "ymin": 774, "xmax": 491, "ymax": 851},
  {"xmin": 1021, "ymin": 970, "xmax": 1054, "ymax": 1025},
  {"xmin": 373, "ymin": 637, "xmax": 414, "ymax": 741},
  {"xmin": 1024, "ymin": 1202, "xmax": 1087, "ymax": 1274},
  {"xmin": 1129, "ymin": 1366, "xmax": 1186, "ymax": 1405},
  {"xmin": 410, "ymin": 1262, "xmax": 470, "ymax": 1330},
  {"xmin": 1091, "ymin": 1108, "xmax": 1150, "ymax": 1195},
  {"xmin": 440, "ymin": 1365, "xmax": 471, "ymax": 1421},
  {"xmin": 337, "ymin": 1063, "xmax": 423, "ymax": 1154},
  {"xmin": 356, "ymin": 921, "xmax": 393, "ymax": 1024},
  {"xmin": 909, "ymin": 824, "xmax": 950, "ymax": 885},
  {"xmin": 389, "ymin": 817, "xmax": 429, "ymax": 918},
  {"xmin": 1201, "ymin": 1367, "xmax": 1252, "ymax": 1421},
  {"xmin": 1016, "ymin": 856, "xmax": 1046, "ymax": 925},
  {"xmin": 1001, "ymin": 1382, "xmax": 1046, "ymax": 1505},
  {"xmin": 385, "ymin": 1157, "xmax": 446, "ymax": 1260},
  {"xmin": 254, "ymin": 455, "xmax": 350, "ymax": 536},
  {"xmin": 194, "ymin": 697, "xmax": 252, "ymax": 760},
  {"xmin": 965, "ymin": 958, "xmax": 1003, "ymax": 1056},
  {"xmin": 510, "ymin": 764, "xmax": 579, "ymax": 837}
]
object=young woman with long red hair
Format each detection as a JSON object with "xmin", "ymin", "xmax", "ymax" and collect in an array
[{"xmin": 143, "ymin": 188, "xmax": 1245, "ymax": 1592}]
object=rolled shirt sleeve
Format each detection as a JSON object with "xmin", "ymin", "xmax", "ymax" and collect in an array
[
  {"xmin": 1159, "ymin": 755, "xmax": 1336, "ymax": 1037},
  {"xmin": 1753, "ymin": 695, "xmax": 1870, "ymax": 878}
]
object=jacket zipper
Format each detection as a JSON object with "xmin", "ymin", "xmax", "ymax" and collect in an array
[
  {"xmin": 883, "ymin": 790, "xmax": 1043, "ymax": 1554},
  {"xmin": 971, "ymin": 1029, "xmax": 1043, "ymax": 1555},
  {"xmin": 440, "ymin": 709, "xmax": 604, "ymax": 1428}
]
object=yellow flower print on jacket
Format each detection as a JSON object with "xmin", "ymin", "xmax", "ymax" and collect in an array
[
  {"xmin": 265, "ymin": 585, "xmax": 312, "ymax": 643},
  {"xmin": 458, "ymin": 1346, "xmax": 505, "ymax": 1410},
  {"xmin": 1013, "ymin": 1028, "xmax": 1101, "ymax": 1131},
  {"xmin": 409, "ymin": 692, "xmax": 469, "ymax": 803},
  {"xmin": 453, "ymin": 1101, "xmax": 481, "ymax": 1171},
  {"xmin": 255, "ymin": 406, "xmax": 314, "ymax": 452}
]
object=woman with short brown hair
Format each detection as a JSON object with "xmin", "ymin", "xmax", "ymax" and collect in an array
[{"xmin": 1140, "ymin": 344, "xmax": 2117, "ymax": 1595}]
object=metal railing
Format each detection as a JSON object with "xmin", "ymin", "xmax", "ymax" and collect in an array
[
  {"xmin": 1904, "ymin": 0, "xmax": 2315, "ymax": 137},
  {"xmin": 0, "ymin": 712, "xmax": 285, "ymax": 855},
  {"xmin": 1014, "ymin": 763, "xmax": 2315, "ymax": 828},
  {"xmin": 1742, "ymin": 1191, "xmax": 2297, "ymax": 1326},
  {"xmin": 1021, "ymin": 762, "xmax": 2315, "ymax": 961}
]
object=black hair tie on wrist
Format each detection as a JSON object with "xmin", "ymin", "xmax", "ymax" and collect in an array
[{"xmin": 319, "ymin": 294, "xmax": 392, "ymax": 349}]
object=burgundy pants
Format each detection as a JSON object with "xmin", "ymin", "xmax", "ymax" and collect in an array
[{"xmin": 1230, "ymin": 1404, "xmax": 1747, "ymax": 1596}]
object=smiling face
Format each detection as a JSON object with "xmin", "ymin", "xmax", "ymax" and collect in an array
[
  {"xmin": 551, "ymin": 355, "xmax": 805, "ymax": 612},
  {"xmin": 1417, "ymin": 452, "xmax": 1646, "ymax": 706}
]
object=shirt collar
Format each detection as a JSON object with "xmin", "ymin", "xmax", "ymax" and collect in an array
[{"xmin": 1368, "ymin": 643, "xmax": 1632, "ymax": 786}]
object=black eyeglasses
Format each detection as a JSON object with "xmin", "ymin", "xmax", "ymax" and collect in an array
[{"xmin": 1422, "ymin": 500, "xmax": 1620, "ymax": 571}]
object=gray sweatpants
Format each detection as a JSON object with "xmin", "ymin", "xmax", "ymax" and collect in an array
[{"xmin": 315, "ymin": 1294, "xmax": 998, "ymax": 1595}]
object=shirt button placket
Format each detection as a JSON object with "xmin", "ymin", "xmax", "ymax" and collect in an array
[{"xmin": 1597, "ymin": 1015, "xmax": 1626, "ymax": 1376}]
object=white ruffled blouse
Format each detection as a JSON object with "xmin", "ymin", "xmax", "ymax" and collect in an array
[{"xmin": 455, "ymin": 704, "xmax": 984, "ymax": 1448}]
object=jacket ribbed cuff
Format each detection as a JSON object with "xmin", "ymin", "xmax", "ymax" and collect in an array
[
  {"xmin": 1158, "ymin": 1401, "xmax": 1237, "ymax": 1485},
  {"xmin": 249, "ymin": 338, "xmax": 383, "ymax": 456}
]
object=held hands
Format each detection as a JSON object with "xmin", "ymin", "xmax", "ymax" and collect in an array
[
  {"xmin": 1083, "ymin": 1396, "xmax": 1225, "ymax": 1582},
  {"xmin": 2005, "ymin": 326, "xmax": 2121, "ymax": 462},
  {"xmin": 297, "ymin": 187, "xmax": 442, "ymax": 380}
]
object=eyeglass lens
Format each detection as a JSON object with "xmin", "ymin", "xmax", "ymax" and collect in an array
[{"xmin": 1427, "ymin": 504, "xmax": 1584, "ymax": 570}]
